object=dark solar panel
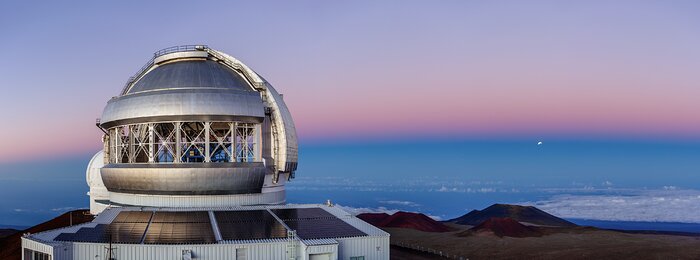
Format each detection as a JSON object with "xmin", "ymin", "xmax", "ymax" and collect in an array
[
  {"xmin": 107, "ymin": 223, "xmax": 150, "ymax": 243},
  {"xmin": 57, "ymin": 211, "xmax": 216, "ymax": 244},
  {"xmin": 215, "ymin": 210, "xmax": 288, "ymax": 240},
  {"xmin": 55, "ymin": 223, "xmax": 148, "ymax": 243},
  {"xmin": 113, "ymin": 211, "xmax": 153, "ymax": 223},
  {"xmin": 54, "ymin": 232, "xmax": 76, "ymax": 241},
  {"xmin": 214, "ymin": 210, "xmax": 272, "ymax": 223},
  {"xmin": 270, "ymin": 208, "xmax": 367, "ymax": 240},
  {"xmin": 144, "ymin": 211, "xmax": 215, "ymax": 244},
  {"xmin": 143, "ymin": 223, "xmax": 215, "ymax": 244},
  {"xmin": 271, "ymin": 208, "xmax": 336, "ymax": 220},
  {"xmin": 151, "ymin": 211, "xmax": 210, "ymax": 223},
  {"xmin": 55, "ymin": 208, "xmax": 367, "ymax": 243},
  {"xmin": 283, "ymin": 218, "xmax": 367, "ymax": 239}
]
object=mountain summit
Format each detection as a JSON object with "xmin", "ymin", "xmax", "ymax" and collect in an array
[{"xmin": 449, "ymin": 204, "xmax": 576, "ymax": 227}]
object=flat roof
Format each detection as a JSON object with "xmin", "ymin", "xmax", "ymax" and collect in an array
[{"xmin": 36, "ymin": 204, "xmax": 384, "ymax": 245}]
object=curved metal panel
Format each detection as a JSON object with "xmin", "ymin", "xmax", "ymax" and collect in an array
[
  {"xmin": 86, "ymin": 150, "xmax": 105, "ymax": 188},
  {"xmin": 100, "ymin": 163, "xmax": 266, "ymax": 195},
  {"xmin": 127, "ymin": 60, "xmax": 255, "ymax": 94},
  {"xmin": 203, "ymin": 48, "xmax": 299, "ymax": 177},
  {"xmin": 264, "ymin": 81, "xmax": 299, "ymax": 172},
  {"xmin": 101, "ymin": 89, "xmax": 265, "ymax": 128},
  {"xmin": 107, "ymin": 189, "xmax": 286, "ymax": 208}
]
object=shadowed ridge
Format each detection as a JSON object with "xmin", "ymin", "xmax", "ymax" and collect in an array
[
  {"xmin": 359, "ymin": 211, "xmax": 453, "ymax": 232},
  {"xmin": 449, "ymin": 204, "xmax": 576, "ymax": 227},
  {"xmin": 0, "ymin": 210, "xmax": 93, "ymax": 260},
  {"xmin": 458, "ymin": 217, "xmax": 544, "ymax": 238},
  {"xmin": 356, "ymin": 212, "xmax": 390, "ymax": 226},
  {"xmin": 0, "ymin": 229, "xmax": 19, "ymax": 239}
]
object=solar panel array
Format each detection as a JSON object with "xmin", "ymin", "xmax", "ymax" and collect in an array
[
  {"xmin": 271, "ymin": 208, "xmax": 334, "ymax": 220},
  {"xmin": 55, "ymin": 208, "xmax": 367, "ymax": 244},
  {"xmin": 214, "ymin": 210, "xmax": 287, "ymax": 240},
  {"xmin": 55, "ymin": 211, "xmax": 153, "ymax": 243},
  {"xmin": 151, "ymin": 211, "xmax": 210, "ymax": 223},
  {"xmin": 144, "ymin": 211, "xmax": 215, "ymax": 244},
  {"xmin": 272, "ymin": 208, "xmax": 367, "ymax": 240},
  {"xmin": 113, "ymin": 211, "xmax": 153, "ymax": 223}
]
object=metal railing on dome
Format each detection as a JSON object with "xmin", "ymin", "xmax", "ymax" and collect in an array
[
  {"xmin": 119, "ymin": 45, "xmax": 209, "ymax": 95},
  {"xmin": 153, "ymin": 45, "xmax": 208, "ymax": 57}
]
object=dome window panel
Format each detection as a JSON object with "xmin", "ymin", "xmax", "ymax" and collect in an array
[
  {"xmin": 106, "ymin": 121, "xmax": 261, "ymax": 164},
  {"xmin": 235, "ymin": 123, "xmax": 258, "ymax": 162},
  {"xmin": 179, "ymin": 122, "xmax": 207, "ymax": 163},
  {"xmin": 154, "ymin": 123, "xmax": 177, "ymax": 163},
  {"xmin": 129, "ymin": 124, "xmax": 152, "ymax": 163},
  {"xmin": 209, "ymin": 122, "xmax": 234, "ymax": 162}
]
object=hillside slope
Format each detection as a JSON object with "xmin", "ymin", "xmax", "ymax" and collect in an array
[
  {"xmin": 0, "ymin": 210, "xmax": 93, "ymax": 260},
  {"xmin": 449, "ymin": 204, "xmax": 576, "ymax": 227},
  {"xmin": 358, "ymin": 211, "xmax": 453, "ymax": 232}
]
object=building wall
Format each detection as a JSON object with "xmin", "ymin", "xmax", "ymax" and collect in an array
[
  {"xmin": 337, "ymin": 236, "xmax": 390, "ymax": 260},
  {"xmin": 21, "ymin": 238, "xmax": 54, "ymax": 259},
  {"xmin": 23, "ymin": 235, "xmax": 389, "ymax": 260},
  {"xmin": 300, "ymin": 243, "xmax": 338, "ymax": 260},
  {"xmin": 69, "ymin": 241, "xmax": 289, "ymax": 260}
]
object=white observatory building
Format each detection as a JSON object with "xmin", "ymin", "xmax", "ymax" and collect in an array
[{"xmin": 22, "ymin": 45, "xmax": 389, "ymax": 260}]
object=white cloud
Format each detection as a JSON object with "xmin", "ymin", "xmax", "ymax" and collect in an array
[
  {"xmin": 51, "ymin": 207, "xmax": 76, "ymax": 212},
  {"xmin": 335, "ymin": 204, "xmax": 442, "ymax": 221},
  {"xmin": 379, "ymin": 200, "xmax": 420, "ymax": 207},
  {"xmin": 523, "ymin": 189, "xmax": 700, "ymax": 223},
  {"xmin": 335, "ymin": 204, "xmax": 399, "ymax": 216}
]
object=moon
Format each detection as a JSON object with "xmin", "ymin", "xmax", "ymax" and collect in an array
[{"xmin": 537, "ymin": 141, "xmax": 543, "ymax": 145}]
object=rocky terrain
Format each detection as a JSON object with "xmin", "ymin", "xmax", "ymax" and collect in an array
[
  {"xmin": 0, "ymin": 229, "xmax": 19, "ymax": 239},
  {"xmin": 382, "ymin": 204, "xmax": 700, "ymax": 260},
  {"xmin": 358, "ymin": 211, "xmax": 453, "ymax": 232}
]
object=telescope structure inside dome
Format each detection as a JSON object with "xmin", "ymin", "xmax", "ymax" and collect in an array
[
  {"xmin": 24, "ymin": 46, "xmax": 388, "ymax": 260},
  {"xmin": 87, "ymin": 45, "xmax": 298, "ymax": 212}
]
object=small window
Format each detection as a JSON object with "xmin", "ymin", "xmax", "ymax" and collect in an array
[
  {"xmin": 24, "ymin": 249, "xmax": 51, "ymax": 260},
  {"xmin": 350, "ymin": 257, "xmax": 365, "ymax": 260}
]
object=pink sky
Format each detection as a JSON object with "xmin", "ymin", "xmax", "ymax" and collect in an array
[{"xmin": 1, "ymin": 1, "xmax": 699, "ymax": 162}]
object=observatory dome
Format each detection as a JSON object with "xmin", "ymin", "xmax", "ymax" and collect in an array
[{"xmin": 89, "ymin": 45, "xmax": 298, "ymax": 211}]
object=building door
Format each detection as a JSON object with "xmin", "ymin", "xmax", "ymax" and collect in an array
[{"xmin": 309, "ymin": 253, "xmax": 332, "ymax": 260}]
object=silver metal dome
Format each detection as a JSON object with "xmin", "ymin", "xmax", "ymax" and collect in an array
[
  {"xmin": 92, "ymin": 45, "xmax": 298, "ymax": 208},
  {"xmin": 127, "ymin": 60, "xmax": 254, "ymax": 94}
]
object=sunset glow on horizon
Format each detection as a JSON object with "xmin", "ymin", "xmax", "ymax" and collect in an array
[{"xmin": 1, "ymin": 1, "xmax": 699, "ymax": 163}]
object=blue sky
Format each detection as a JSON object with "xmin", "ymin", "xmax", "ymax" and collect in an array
[
  {"xmin": 2, "ymin": 1, "xmax": 700, "ymax": 162},
  {"xmin": 1, "ymin": 1, "xmax": 700, "ymax": 226}
]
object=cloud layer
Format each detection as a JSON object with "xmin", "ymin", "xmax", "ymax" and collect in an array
[
  {"xmin": 526, "ymin": 189, "xmax": 700, "ymax": 223},
  {"xmin": 334, "ymin": 204, "xmax": 442, "ymax": 221}
]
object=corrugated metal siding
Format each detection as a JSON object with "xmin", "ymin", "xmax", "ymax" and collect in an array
[
  {"xmin": 337, "ymin": 236, "xmax": 390, "ymax": 260},
  {"xmin": 108, "ymin": 190, "xmax": 285, "ymax": 208},
  {"xmin": 71, "ymin": 242, "xmax": 290, "ymax": 260},
  {"xmin": 302, "ymin": 238, "xmax": 338, "ymax": 246},
  {"xmin": 28, "ymin": 222, "xmax": 101, "ymax": 242},
  {"xmin": 93, "ymin": 206, "xmax": 123, "ymax": 223},
  {"xmin": 21, "ymin": 238, "xmax": 53, "ymax": 254},
  {"xmin": 306, "ymin": 244, "xmax": 337, "ymax": 255}
]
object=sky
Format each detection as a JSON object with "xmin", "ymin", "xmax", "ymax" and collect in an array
[
  {"xmin": 1, "ymin": 1, "xmax": 699, "ymax": 163},
  {"xmin": 1, "ymin": 1, "xmax": 700, "ymax": 226}
]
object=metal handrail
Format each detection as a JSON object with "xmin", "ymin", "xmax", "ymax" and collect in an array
[
  {"xmin": 154, "ymin": 44, "xmax": 207, "ymax": 57},
  {"xmin": 119, "ymin": 45, "xmax": 209, "ymax": 95}
]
